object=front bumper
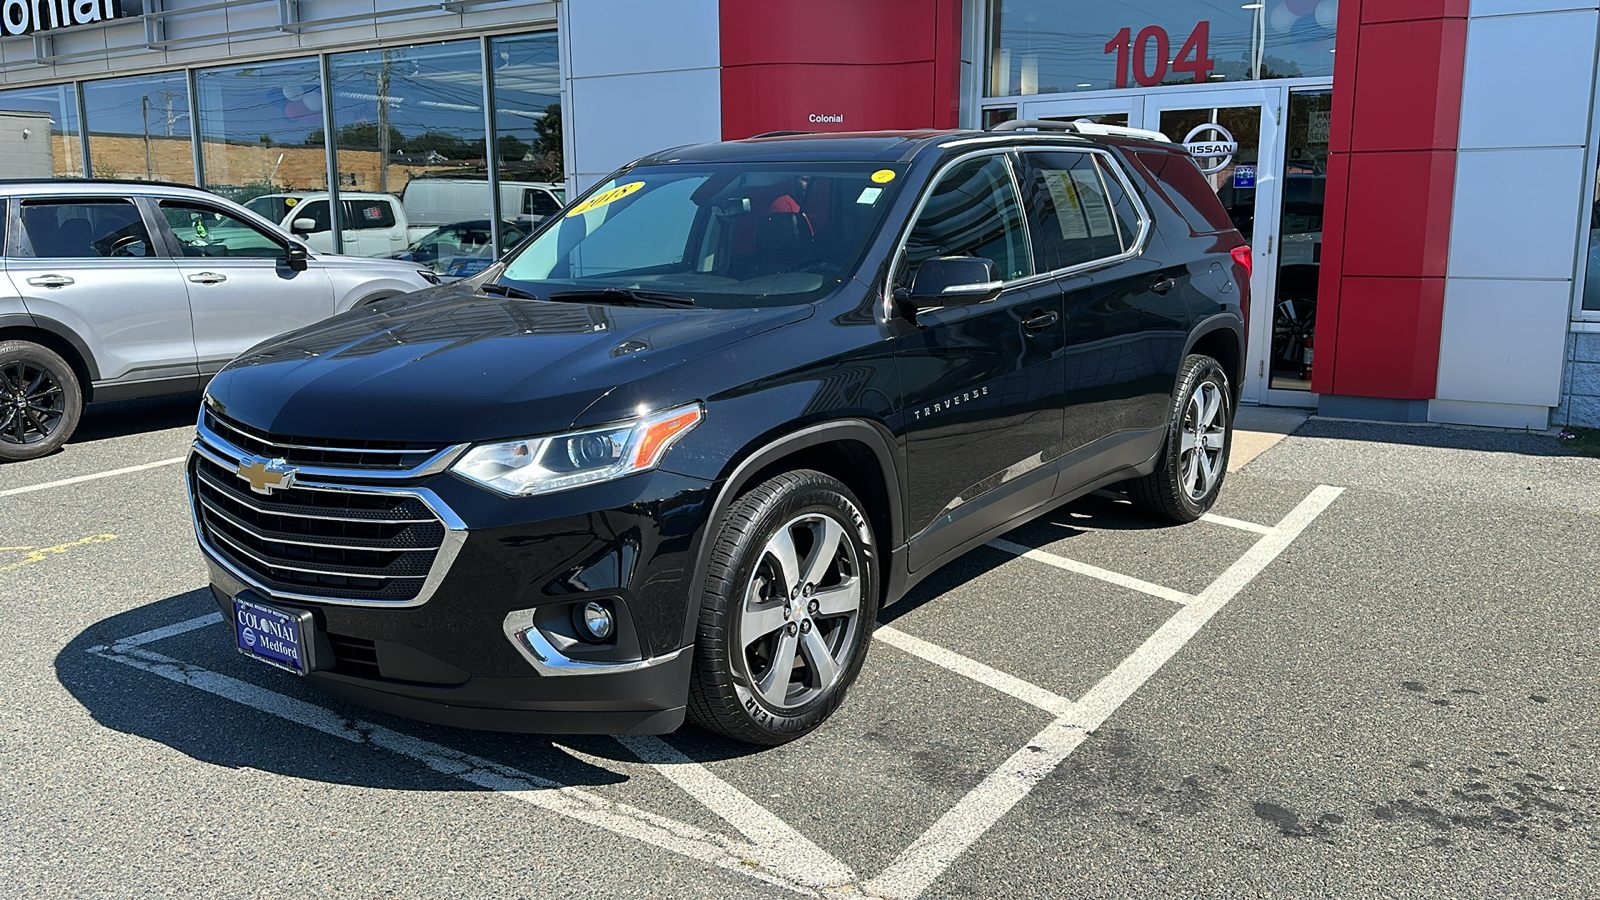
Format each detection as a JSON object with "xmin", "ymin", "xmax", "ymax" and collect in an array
[{"xmin": 191, "ymin": 432, "xmax": 717, "ymax": 734}]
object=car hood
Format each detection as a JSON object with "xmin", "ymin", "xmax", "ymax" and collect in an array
[
  {"xmin": 314, "ymin": 253, "xmax": 433, "ymax": 278},
  {"xmin": 204, "ymin": 286, "xmax": 814, "ymax": 445}
]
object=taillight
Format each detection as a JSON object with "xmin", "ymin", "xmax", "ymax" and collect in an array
[{"xmin": 1230, "ymin": 244, "xmax": 1252, "ymax": 277}]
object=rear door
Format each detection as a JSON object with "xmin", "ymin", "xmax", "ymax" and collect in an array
[
  {"xmin": 7, "ymin": 196, "xmax": 196, "ymax": 387},
  {"xmin": 154, "ymin": 198, "xmax": 335, "ymax": 374},
  {"xmin": 891, "ymin": 152, "xmax": 1067, "ymax": 571},
  {"xmin": 342, "ymin": 197, "xmax": 406, "ymax": 257},
  {"xmin": 1016, "ymin": 149, "xmax": 1190, "ymax": 467}
]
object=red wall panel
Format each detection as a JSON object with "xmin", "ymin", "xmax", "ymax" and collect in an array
[
  {"xmin": 1339, "ymin": 150, "xmax": 1456, "ymax": 278},
  {"xmin": 1328, "ymin": 277, "xmax": 1446, "ymax": 399},
  {"xmin": 719, "ymin": 0, "xmax": 962, "ymax": 139},
  {"xmin": 1313, "ymin": 0, "xmax": 1467, "ymax": 401}
]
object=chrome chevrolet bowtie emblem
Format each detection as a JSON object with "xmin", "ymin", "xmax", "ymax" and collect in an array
[{"xmin": 237, "ymin": 457, "xmax": 296, "ymax": 495}]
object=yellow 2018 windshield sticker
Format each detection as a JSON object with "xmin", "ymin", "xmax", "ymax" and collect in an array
[
  {"xmin": 871, "ymin": 169, "xmax": 896, "ymax": 184},
  {"xmin": 566, "ymin": 181, "xmax": 644, "ymax": 217}
]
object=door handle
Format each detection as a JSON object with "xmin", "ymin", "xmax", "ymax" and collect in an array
[
  {"xmin": 26, "ymin": 274, "xmax": 73, "ymax": 288},
  {"xmin": 1150, "ymin": 277, "xmax": 1178, "ymax": 295},
  {"xmin": 1022, "ymin": 309, "xmax": 1060, "ymax": 332},
  {"xmin": 188, "ymin": 272, "xmax": 227, "ymax": 285}
]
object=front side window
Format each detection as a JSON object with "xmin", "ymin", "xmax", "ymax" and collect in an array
[
  {"xmin": 1018, "ymin": 151, "xmax": 1134, "ymax": 271},
  {"xmin": 896, "ymin": 155, "xmax": 1032, "ymax": 288},
  {"xmin": 21, "ymin": 200, "xmax": 153, "ymax": 259},
  {"xmin": 524, "ymin": 190, "xmax": 561, "ymax": 217},
  {"xmin": 501, "ymin": 163, "xmax": 904, "ymax": 308},
  {"xmin": 160, "ymin": 201, "xmax": 286, "ymax": 259},
  {"xmin": 288, "ymin": 200, "xmax": 331, "ymax": 233}
]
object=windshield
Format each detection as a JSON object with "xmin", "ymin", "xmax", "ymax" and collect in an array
[
  {"xmin": 245, "ymin": 196, "xmax": 299, "ymax": 224},
  {"xmin": 498, "ymin": 163, "xmax": 904, "ymax": 308}
]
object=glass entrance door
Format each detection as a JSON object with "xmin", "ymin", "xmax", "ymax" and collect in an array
[
  {"xmin": 1017, "ymin": 94, "xmax": 1145, "ymax": 130},
  {"xmin": 1141, "ymin": 88, "xmax": 1284, "ymax": 405}
]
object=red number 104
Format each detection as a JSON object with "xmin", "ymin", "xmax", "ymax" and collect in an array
[{"xmin": 1104, "ymin": 22, "xmax": 1214, "ymax": 88}]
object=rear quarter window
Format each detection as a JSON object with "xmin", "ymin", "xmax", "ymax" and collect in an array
[{"xmin": 1129, "ymin": 148, "xmax": 1236, "ymax": 235}]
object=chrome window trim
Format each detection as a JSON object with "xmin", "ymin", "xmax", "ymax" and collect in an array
[
  {"xmin": 198, "ymin": 414, "xmax": 468, "ymax": 480},
  {"xmin": 188, "ymin": 437, "xmax": 468, "ymax": 609},
  {"xmin": 883, "ymin": 144, "xmax": 1153, "ymax": 311},
  {"xmin": 501, "ymin": 609, "xmax": 689, "ymax": 677}
]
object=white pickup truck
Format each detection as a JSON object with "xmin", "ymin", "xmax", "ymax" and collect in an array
[{"xmin": 244, "ymin": 192, "xmax": 431, "ymax": 257}]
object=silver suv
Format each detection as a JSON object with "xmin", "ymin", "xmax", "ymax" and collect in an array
[{"xmin": 0, "ymin": 180, "xmax": 440, "ymax": 461}]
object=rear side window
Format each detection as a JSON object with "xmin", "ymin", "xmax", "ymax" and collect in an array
[
  {"xmin": 1131, "ymin": 149, "xmax": 1235, "ymax": 234},
  {"xmin": 523, "ymin": 190, "xmax": 561, "ymax": 217},
  {"xmin": 898, "ymin": 155, "xmax": 1032, "ymax": 286},
  {"xmin": 344, "ymin": 199, "xmax": 396, "ymax": 230},
  {"xmin": 20, "ymin": 199, "xmax": 153, "ymax": 259},
  {"xmin": 1018, "ymin": 151, "xmax": 1130, "ymax": 271}
]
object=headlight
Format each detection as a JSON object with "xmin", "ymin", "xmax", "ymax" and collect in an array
[
  {"xmin": 418, "ymin": 269, "xmax": 442, "ymax": 285},
  {"xmin": 451, "ymin": 403, "xmax": 704, "ymax": 497}
]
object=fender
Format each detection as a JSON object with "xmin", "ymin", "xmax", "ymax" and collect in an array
[
  {"xmin": 0, "ymin": 310, "xmax": 101, "ymax": 382},
  {"xmin": 1183, "ymin": 312, "xmax": 1246, "ymax": 391},
  {"xmin": 676, "ymin": 419, "xmax": 905, "ymax": 648}
]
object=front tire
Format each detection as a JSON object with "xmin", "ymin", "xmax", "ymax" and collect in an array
[
  {"xmin": 1127, "ymin": 354, "xmax": 1232, "ymax": 522},
  {"xmin": 0, "ymin": 340, "xmax": 82, "ymax": 462},
  {"xmin": 687, "ymin": 470, "xmax": 879, "ymax": 745}
]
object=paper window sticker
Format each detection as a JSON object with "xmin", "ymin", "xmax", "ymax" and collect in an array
[
  {"xmin": 1043, "ymin": 172, "xmax": 1090, "ymax": 240},
  {"xmin": 856, "ymin": 186, "xmax": 883, "ymax": 205},
  {"xmin": 1066, "ymin": 167, "xmax": 1116, "ymax": 238}
]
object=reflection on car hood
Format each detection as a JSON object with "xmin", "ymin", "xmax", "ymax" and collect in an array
[{"xmin": 204, "ymin": 285, "xmax": 813, "ymax": 444}]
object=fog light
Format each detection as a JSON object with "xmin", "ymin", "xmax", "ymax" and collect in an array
[{"xmin": 576, "ymin": 601, "xmax": 615, "ymax": 642}]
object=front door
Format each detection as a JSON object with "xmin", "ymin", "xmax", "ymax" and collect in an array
[
  {"xmin": 1141, "ymin": 88, "xmax": 1282, "ymax": 404},
  {"xmin": 153, "ymin": 198, "xmax": 335, "ymax": 374},
  {"xmin": 1019, "ymin": 94, "xmax": 1145, "ymax": 131},
  {"xmin": 892, "ymin": 152, "xmax": 1067, "ymax": 572}
]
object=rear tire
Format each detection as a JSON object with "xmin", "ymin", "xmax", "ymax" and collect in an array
[
  {"xmin": 687, "ymin": 469, "xmax": 879, "ymax": 745},
  {"xmin": 1127, "ymin": 354, "xmax": 1232, "ymax": 522},
  {"xmin": 0, "ymin": 340, "xmax": 82, "ymax": 462}
]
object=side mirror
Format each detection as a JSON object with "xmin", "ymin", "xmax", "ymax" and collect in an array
[
  {"xmin": 284, "ymin": 245, "xmax": 309, "ymax": 271},
  {"xmin": 291, "ymin": 217, "xmax": 317, "ymax": 233},
  {"xmin": 903, "ymin": 256, "xmax": 1003, "ymax": 306}
]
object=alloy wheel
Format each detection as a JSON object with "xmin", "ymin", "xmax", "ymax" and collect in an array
[
  {"xmin": 0, "ymin": 360, "xmax": 66, "ymax": 446},
  {"xmin": 739, "ymin": 512, "xmax": 863, "ymax": 711},
  {"xmin": 1179, "ymin": 380, "xmax": 1227, "ymax": 501}
]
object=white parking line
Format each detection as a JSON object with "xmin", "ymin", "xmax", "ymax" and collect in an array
[
  {"xmin": 864, "ymin": 485, "xmax": 1343, "ymax": 900},
  {"xmin": 86, "ymin": 484, "xmax": 1342, "ymax": 900},
  {"xmin": 986, "ymin": 538, "xmax": 1194, "ymax": 606},
  {"xmin": 89, "ymin": 637, "xmax": 831, "ymax": 896},
  {"xmin": 0, "ymin": 456, "xmax": 186, "ymax": 498},
  {"xmin": 874, "ymin": 625, "xmax": 1077, "ymax": 718},
  {"xmin": 1200, "ymin": 512, "xmax": 1275, "ymax": 535}
]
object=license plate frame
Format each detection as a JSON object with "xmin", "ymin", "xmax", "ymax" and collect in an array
[{"xmin": 233, "ymin": 596, "xmax": 313, "ymax": 676}]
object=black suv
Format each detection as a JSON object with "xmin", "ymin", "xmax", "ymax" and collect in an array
[{"xmin": 189, "ymin": 124, "xmax": 1250, "ymax": 745}]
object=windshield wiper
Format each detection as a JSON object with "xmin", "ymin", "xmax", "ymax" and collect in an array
[
  {"xmin": 548, "ymin": 288, "xmax": 696, "ymax": 308},
  {"xmin": 479, "ymin": 281, "xmax": 542, "ymax": 301}
]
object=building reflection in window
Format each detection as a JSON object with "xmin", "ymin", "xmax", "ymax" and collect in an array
[
  {"xmin": 82, "ymin": 72, "xmax": 194, "ymax": 184},
  {"xmin": 0, "ymin": 84, "xmax": 83, "ymax": 178},
  {"xmin": 196, "ymin": 57, "xmax": 327, "ymax": 207},
  {"xmin": 488, "ymin": 32, "xmax": 564, "ymax": 249}
]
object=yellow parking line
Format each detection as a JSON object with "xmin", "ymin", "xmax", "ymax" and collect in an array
[{"xmin": 0, "ymin": 534, "xmax": 117, "ymax": 574}]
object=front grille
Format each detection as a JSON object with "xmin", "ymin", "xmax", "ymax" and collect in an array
[
  {"xmin": 204, "ymin": 407, "xmax": 446, "ymax": 471},
  {"xmin": 190, "ymin": 453, "xmax": 446, "ymax": 603}
]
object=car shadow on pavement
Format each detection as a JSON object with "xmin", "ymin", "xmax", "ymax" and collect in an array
[
  {"xmin": 1295, "ymin": 417, "xmax": 1582, "ymax": 457},
  {"xmin": 70, "ymin": 393, "xmax": 203, "ymax": 445},
  {"xmin": 55, "ymin": 589, "xmax": 665, "ymax": 792}
]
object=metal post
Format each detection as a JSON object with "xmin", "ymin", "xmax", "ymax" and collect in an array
[
  {"xmin": 320, "ymin": 53, "xmax": 342, "ymax": 253},
  {"xmin": 74, "ymin": 81, "xmax": 90, "ymax": 178},
  {"xmin": 186, "ymin": 67, "xmax": 204, "ymax": 187},
  {"xmin": 481, "ymin": 35, "xmax": 503, "ymax": 258}
]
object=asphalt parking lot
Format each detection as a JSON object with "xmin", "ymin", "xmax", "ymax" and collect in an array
[{"xmin": 3, "ymin": 395, "xmax": 1599, "ymax": 898}]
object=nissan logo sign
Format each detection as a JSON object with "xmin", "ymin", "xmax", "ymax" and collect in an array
[{"xmin": 1182, "ymin": 123, "xmax": 1239, "ymax": 175}]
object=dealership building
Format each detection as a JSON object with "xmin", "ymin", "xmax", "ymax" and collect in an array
[{"xmin": 1, "ymin": 0, "xmax": 1597, "ymax": 429}]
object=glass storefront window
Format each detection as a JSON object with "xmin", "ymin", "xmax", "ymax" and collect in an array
[
  {"xmin": 987, "ymin": 0, "xmax": 1337, "ymax": 97},
  {"xmin": 1585, "ymin": 156, "xmax": 1600, "ymax": 312},
  {"xmin": 488, "ymin": 32, "xmax": 563, "ymax": 247},
  {"xmin": 0, "ymin": 84, "xmax": 83, "ymax": 178},
  {"xmin": 196, "ymin": 57, "xmax": 327, "ymax": 206},
  {"xmin": 82, "ymin": 72, "xmax": 194, "ymax": 184},
  {"xmin": 327, "ymin": 40, "xmax": 488, "ymax": 255}
]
